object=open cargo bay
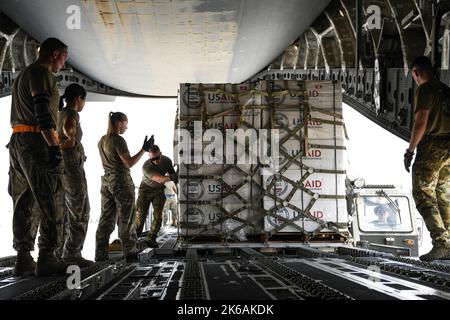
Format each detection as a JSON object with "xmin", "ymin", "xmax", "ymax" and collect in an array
[{"xmin": 1, "ymin": 79, "xmax": 446, "ymax": 300}]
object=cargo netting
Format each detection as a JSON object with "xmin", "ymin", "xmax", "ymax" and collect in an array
[{"xmin": 174, "ymin": 80, "xmax": 350, "ymax": 243}]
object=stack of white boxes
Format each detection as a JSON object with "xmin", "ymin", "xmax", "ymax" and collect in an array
[
  {"xmin": 176, "ymin": 83, "xmax": 266, "ymax": 238},
  {"xmin": 176, "ymin": 80, "xmax": 349, "ymax": 240},
  {"xmin": 262, "ymin": 80, "xmax": 348, "ymax": 234}
]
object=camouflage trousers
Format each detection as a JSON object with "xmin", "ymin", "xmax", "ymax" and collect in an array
[
  {"xmin": 58, "ymin": 150, "xmax": 90, "ymax": 258},
  {"xmin": 163, "ymin": 197, "xmax": 178, "ymax": 224},
  {"xmin": 134, "ymin": 187, "xmax": 166, "ymax": 239},
  {"xmin": 95, "ymin": 173, "xmax": 137, "ymax": 260},
  {"xmin": 8, "ymin": 133, "xmax": 64, "ymax": 253},
  {"xmin": 412, "ymin": 135, "xmax": 450, "ymax": 243}
]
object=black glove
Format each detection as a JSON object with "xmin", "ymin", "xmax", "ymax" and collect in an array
[
  {"xmin": 142, "ymin": 135, "xmax": 155, "ymax": 152},
  {"xmin": 169, "ymin": 173, "xmax": 178, "ymax": 185},
  {"xmin": 404, "ymin": 149, "xmax": 414, "ymax": 173},
  {"xmin": 48, "ymin": 145, "xmax": 63, "ymax": 168}
]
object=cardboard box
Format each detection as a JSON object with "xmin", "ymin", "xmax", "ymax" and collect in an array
[
  {"xmin": 305, "ymin": 80, "xmax": 343, "ymax": 110},
  {"xmin": 179, "ymin": 83, "xmax": 263, "ymax": 116},
  {"xmin": 263, "ymin": 198, "xmax": 347, "ymax": 233},
  {"xmin": 178, "ymin": 203, "xmax": 262, "ymax": 236},
  {"xmin": 270, "ymin": 138, "xmax": 347, "ymax": 171},
  {"xmin": 258, "ymin": 80, "xmax": 306, "ymax": 107},
  {"xmin": 179, "ymin": 175, "xmax": 262, "ymax": 202},
  {"xmin": 261, "ymin": 169, "xmax": 346, "ymax": 202}
]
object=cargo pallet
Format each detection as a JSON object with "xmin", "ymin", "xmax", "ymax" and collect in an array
[{"xmin": 176, "ymin": 80, "xmax": 349, "ymax": 245}]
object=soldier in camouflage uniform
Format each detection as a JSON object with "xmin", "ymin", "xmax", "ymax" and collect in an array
[
  {"xmin": 405, "ymin": 56, "xmax": 450, "ymax": 261},
  {"xmin": 57, "ymin": 84, "xmax": 93, "ymax": 267},
  {"xmin": 9, "ymin": 38, "xmax": 68, "ymax": 276},
  {"xmin": 162, "ymin": 181, "xmax": 178, "ymax": 226},
  {"xmin": 134, "ymin": 145, "xmax": 176, "ymax": 248},
  {"xmin": 95, "ymin": 112, "xmax": 154, "ymax": 262}
]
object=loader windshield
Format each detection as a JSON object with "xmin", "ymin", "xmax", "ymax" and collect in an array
[{"xmin": 357, "ymin": 196, "xmax": 413, "ymax": 232}]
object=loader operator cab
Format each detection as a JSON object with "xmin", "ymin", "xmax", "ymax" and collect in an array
[
  {"xmin": 347, "ymin": 179, "xmax": 421, "ymax": 257},
  {"xmin": 369, "ymin": 205, "xmax": 398, "ymax": 228},
  {"xmin": 359, "ymin": 197, "xmax": 412, "ymax": 232}
]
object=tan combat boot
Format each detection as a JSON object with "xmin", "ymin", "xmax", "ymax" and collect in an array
[
  {"xmin": 13, "ymin": 251, "xmax": 36, "ymax": 277},
  {"xmin": 419, "ymin": 241, "xmax": 450, "ymax": 261},
  {"xmin": 146, "ymin": 234, "xmax": 158, "ymax": 248},
  {"xmin": 35, "ymin": 250, "xmax": 68, "ymax": 277}
]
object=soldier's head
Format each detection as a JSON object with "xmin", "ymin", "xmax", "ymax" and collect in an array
[
  {"xmin": 374, "ymin": 205, "xmax": 388, "ymax": 223},
  {"xmin": 149, "ymin": 145, "xmax": 162, "ymax": 164},
  {"xmin": 59, "ymin": 83, "xmax": 87, "ymax": 111},
  {"xmin": 411, "ymin": 56, "xmax": 433, "ymax": 85},
  {"xmin": 38, "ymin": 38, "xmax": 68, "ymax": 73},
  {"xmin": 107, "ymin": 112, "xmax": 128, "ymax": 135}
]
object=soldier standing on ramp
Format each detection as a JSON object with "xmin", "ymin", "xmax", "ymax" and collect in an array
[
  {"xmin": 134, "ymin": 145, "xmax": 177, "ymax": 248},
  {"xmin": 162, "ymin": 180, "xmax": 178, "ymax": 227},
  {"xmin": 95, "ymin": 112, "xmax": 154, "ymax": 262},
  {"xmin": 57, "ymin": 83, "xmax": 93, "ymax": 267},
  {"xmin": 9, "ymin": 38, "xmax": 68, "ymax": 276},
  {"xmin": 404, "ymin": 56, "xmax": 450, "ymax": 261}
]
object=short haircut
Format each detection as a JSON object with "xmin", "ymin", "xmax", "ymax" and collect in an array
[
  {"xmin": 150, "ymin": 145, "xmax": 160, "ymax": 153},
  {"xmin": 411, "ymin": 56, "xmax": 433, "ymax": 73},
  {"xmin": 39, "ymin": 38, "xmax": 68, "ymax": 57}
]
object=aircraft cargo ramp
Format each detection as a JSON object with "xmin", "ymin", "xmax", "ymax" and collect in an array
[{"xmin": 0, "ymin": 228, "xmax": 449, "ymax": 300}]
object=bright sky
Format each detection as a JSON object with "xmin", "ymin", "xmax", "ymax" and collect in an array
[{"xmin": 0, "ymin": 96, "xmax": 431, "ymax": 259}]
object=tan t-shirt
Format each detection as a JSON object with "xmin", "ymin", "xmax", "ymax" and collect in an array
[
  {"xmin": 10, "ymin": 62, "xmax": 59, "ymax": 127},
  {"xmin": 98, "ymin": 134, "xmax": 130, "ymax": 173},
  {"xmin": 414, "ymin": 79, "xmax": 450, "ymax": 136},
  {"xmin": 141, "ymin": 155, "xmax": 175, "ymax": 189}
]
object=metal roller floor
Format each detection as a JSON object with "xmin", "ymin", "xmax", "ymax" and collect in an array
[{"xmin": 1, "ymin": 232, "xmax": 449, "ymax": 300}]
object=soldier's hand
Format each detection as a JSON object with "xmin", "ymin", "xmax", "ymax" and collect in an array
[
  {"xmin": 169, "ymin": 173, "xmax": 178, "ymax": 185},
  {"xmin": 48, "ymin": 145, "xmax": 63, "ymax": 168},
  {"xmin": 404, "ymin": 149, "xmax": 414, "ymax": 173},
  {"xmin": 142, "ymin": 135, "xmax": 155, "ymax": 152}
]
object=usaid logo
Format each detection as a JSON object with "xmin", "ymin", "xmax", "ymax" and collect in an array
[
  {"xmin": 309, "ymin": 84, "xmax": 323, "ymax": 99},
  {"xmin": 207, "ymin": 183, "xmax": 223, "ymax": 194},
  {"xmin": 267, "ymin": 207, "xmax": 297, "ymax": 228},
  {"xmin": 207, "ymin": 121, "xmax": 239, "ymax": 130},
  {"xmin": 309, "ymin": 210, "xmax": 324, "ymax": 219},
  {"xmin": 304, "ymin": 149, "xmax": 322, "ymax": 159},
  {"xmin": 267, "ymin": 175, "xmax": 289, "ymax": 196},
  {"xmin": 308, "ymin": 89, "xmax": 322, "ymax": 104},
  {"xmin": 182, "ymin": 180, "xmax": 204, "ymax": 200},
  {"xmin": 182, "ymin": 207, "xmax": 205, "ymax": 225},
  {"xmin": 182, "ymin": 87, "xmax": 202, "ymax": 109},
  {"xmin": 304, "ymin": 179, "xmax": 323, "ymax": 190},
  {"xmin": 208, "ymin": 212, "xmax": 224, "ymax": 221},
  {"xmin": 206, "ymin": 92, "xmax": 237, "ymax": 104},
  {"xmin": 308, "ymin": 119, "xmax": 323, "ymax": 127}
]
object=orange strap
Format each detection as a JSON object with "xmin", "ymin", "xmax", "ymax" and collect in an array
[
  {"xmin": 12, "ymin": 125, "xmax": 41, "ymax": 133},
  {"xmin": 52, "ymin": 130, "xmax": 61, "ymax": 144},
  {"xmin": 13, "ymin": 125, "xmax": 61, "ymax": 144}
]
